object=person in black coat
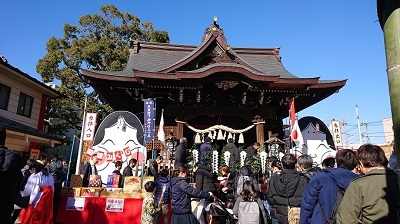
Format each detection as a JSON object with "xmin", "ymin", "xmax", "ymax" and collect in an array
[
  {"xmin": 0, "ymin": 126, "xmax": 24, "ymax": 224},
  {"xmin": 266, "ymin": 154, "xmax": 308, "ymax": 224},
  {"xmin": 82, "ymin": 153, "xmax": 99, "ymax": 187},
  {"xmin": 194, "ymin": 163, "xmax": 218, "ymax": 224},
  {"xmin": 245, "ymin": 142, "xmax": 260, "ymax": 156},
  {"xmin": 170, "ymin": 166, "xmax": 212, "ymax": 224},
  {"xmin": 48, "ymin": 154, "xmax": 66, "ymax": 222},
  {"xmin": 225, "ymin": 138, "xmax": 240, "ymax": 167},
  {"xmin": 122, "ymin": 158, "xmax": 137, "ymax": 176},
  {"xmin": 174, "ymin": 137, "xmax": 188, "ymax": 169}
]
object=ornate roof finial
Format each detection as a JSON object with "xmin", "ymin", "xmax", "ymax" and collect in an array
[{"xmin": 213, "ymin": 16, "xmax": 218, "ymax": 25}]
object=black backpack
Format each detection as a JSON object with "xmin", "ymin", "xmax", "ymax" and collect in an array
[{"xmin": 318, "ymin": 186, "xmax": 344, "ymax": 224}]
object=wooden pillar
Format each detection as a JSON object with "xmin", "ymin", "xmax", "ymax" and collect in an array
[
  {"xmin": 255, "ymin": 118, "xmax": 265, "ymax": 144},
  {"xmin": 176, "ymin": 122, "xmax": 184, "ymax": 140}
]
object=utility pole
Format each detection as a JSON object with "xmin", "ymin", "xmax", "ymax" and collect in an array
[
  {"xmin": 377, "ymin": 1, "xmax": 400, "ymax": 170},
  {"xmin": 356, "ymin": 105, "xmax": 363, "ymax": 145},
  {"xmin": 342, "ymin": 113, "xmax": 349, "ymax": 148}
]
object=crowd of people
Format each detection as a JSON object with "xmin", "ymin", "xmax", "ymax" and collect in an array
[{"xmin": 1, "ymin": 124, "xmax": 400, "ymax": 224}]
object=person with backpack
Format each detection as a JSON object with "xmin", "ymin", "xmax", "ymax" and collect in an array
[
  {"xmin": 233, "ymin": 180, "xmax": 269, "ymax": 224},
  {"xmin": 267, "ymin": 154, "xmax": 308, "ymax": 224},
  {"xmin": 336, "ymin": 144, "xmax": 399, "ymax": 224},
  {"xmin": 300, "ymin": 149, "xmax": 358, "ymax": 224},
  {"xmin": 298, "ymin": 154, "xmax": 321, "ymax": 181},
  {"xmin": 235, "ymin": 166, "xmax": 260, "ymax": 201}
]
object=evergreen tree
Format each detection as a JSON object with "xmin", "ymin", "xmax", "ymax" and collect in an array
[{"xmin": 36, "ymin": 5, "xmax": 169, "ymax": 135}]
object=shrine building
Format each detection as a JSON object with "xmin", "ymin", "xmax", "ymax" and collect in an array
[{"xmin": 81, "ymin": 18, "xmax": 346, "ymax": 148}]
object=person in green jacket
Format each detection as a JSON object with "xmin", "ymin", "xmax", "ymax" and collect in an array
[{"xmin": 336, "ymin": 144, "xmax": 399, "ymax": 224}]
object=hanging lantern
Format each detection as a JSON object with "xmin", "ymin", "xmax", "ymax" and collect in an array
[
  {"xmin": 224, "ymin": 151, "xmax": 231, "ymax": 166},
  {"xmin": 238, "ymin": 133, "xmax": 244, "ymax": 144},
  {"xmin": 195, "ymin": 133, "xmax": 201, "ymax": 144},
  {"xmin": 217, "ymin": 129, "xmax": 224, "ymax": 140},
  {"xmin": 208, "ymin": 131, "xmax": 213, "ymax": 138},
  {"xmin": 240, "ymin": 151, "xmax": 247, "ymax": 167}
]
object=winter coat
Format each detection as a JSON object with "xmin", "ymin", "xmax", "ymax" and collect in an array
[
  {"xmin": 245, "ymin": 145, "xmax": 257, "ymax": 156},
  {"xmin": 155, "ymin": 176, "xmax": 171, "ymax": 204},
  {"xmin": 195, "ymin": 165, "xmax": 218, "ymax": 198},
  {"xmin": 48, "ymin": 160, "xmax": 66, "ymax": 184},
  {"xmin": 199, "ymin": 142, "xmax": 212, "ymax": 165},
  {"xmin": 82, "ymin": 161, "xmax": 98, "ymax": 187},
  {"xmin": 170, "ymin": 176, "xmax": 211, "ymax": 214},
  {"xmin": 301, "ymin": 167, "xmax": 321, "ymax": 182},
  {"xmin": 0, "ymin": 145, "xmax": 24, "ymax": 206},
  {"xmin": 225, "ymin": 143, "xmax": 240, "ymax": 167},
  {"xmin": 174, "ymin": 144, "xmax": 187, "ymax": 169},
  {"xmin": 337, "ymin": 168, "xmax": 399, "ymax": 224},
  {"xmin": 266, "ymin": 169, "xmax": 308, "ymax": 224},
  {"xmin": 122, "ymin": 165, "xmax": 135, "ymax": 177},
  {"xmin": 300, "ymin": 168, "xmax": 358, "ymax": 224}
]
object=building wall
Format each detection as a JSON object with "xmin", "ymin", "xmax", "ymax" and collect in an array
[
  {"xmin": 0, "ymin": 67, "xmax": 42, "ymax": 128},
  {"xmin": 383, "ymin": 118, "xmax": 394, "ymax": 144}
]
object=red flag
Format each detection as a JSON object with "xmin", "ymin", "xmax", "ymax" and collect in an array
[
  {"xmin": 157, "ymin": 110, "xmax": 165, "ymax": 146},
  {"xmin": 289, "ymin": 99, "xmax": 295, "ymax": 128}
]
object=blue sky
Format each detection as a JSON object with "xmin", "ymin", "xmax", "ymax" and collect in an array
[{"xmin": 0, "ymin": 1, "xmax": 390, "ymax": 144}]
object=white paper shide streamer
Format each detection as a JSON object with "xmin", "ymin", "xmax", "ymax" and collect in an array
[
  {"xmin": 212, "ymin": 150, "xmax": 219, "ymax": 173},
  {"xmin": 260, "ymin": 151, "xmax": 267, "ymax": 174},
  {"xmin": 240, "ymin": 151, "xmax": 247, "ymax": 167},
  {"xmin": 192, "ymin": 149, "xmax": 199, "ymax": 165},
  {"xmin": 223, "ymin": 151, "xmax": 231, "ymax": 166}
]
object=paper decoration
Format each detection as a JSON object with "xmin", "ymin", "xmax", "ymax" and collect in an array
[
  {"xmin": 217, "ymin": 129, "xmax": 224, "ymax": 140},
  {"xmin": 260, "ymin": 151, "xmax": 267, "ymax": 174},
  {"xmin": 89, "ymin": 175, "xmax": 102, "ymax": 187},
  {"xmin": 212, "ymin": 150, "xmax": 219, "ymax": 173},
  {"xmin": 195, "ymin": 133, "xmax": 201, "ymax": 144},
  {"xmin": 123, "ymin": 146, "xmax": 131, "ymax": 156},
  {"xmin": 114, "ymin": 151, "xmax": 123, "ymax": 161},
  {"xmin": 106, "ymin": 152, "xmax": 113, "ymax": 162},
  {"xmin": 96, "ymin": 151, "xmax": 104, "ymax": 161},
  {"xmin": 240, "ymin": 151, "xmax": 247, "ymax": 167},
  {"xmin": 192, "ymin": 149, "xmax": 199, "ymax": 165},
  {"xmin": 86, "ymin": 147, "xmax": 95, "ymax": 158},
  {"xmin": 223, "ymin": 151, "xmax": 231, "ymax": 166},
  {"xmin": 238, "ymin": 133, "xmax": 244, "ymax": 144}
]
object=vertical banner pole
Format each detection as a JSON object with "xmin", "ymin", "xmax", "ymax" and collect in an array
[
  {"xmin": 66, "ymin": 135, "xmax": 76, "ymax": 186},
  {"xmin": 152, "ymin": 99, "xmax": 157, "ymax": 160},
  {"xmin": 75, "ymin": 95, "xmax": 87, "ymax": 175}
]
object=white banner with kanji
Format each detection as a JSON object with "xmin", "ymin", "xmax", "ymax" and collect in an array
[{"xmin": 83, "ymin": 112, "xmax": 97, "ymax": 142}]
